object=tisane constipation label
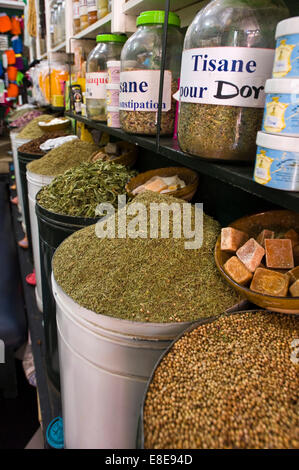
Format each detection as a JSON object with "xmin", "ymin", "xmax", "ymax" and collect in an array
[
  {"xmin": 254, "ymin": 146, "xmax": 299, "ymax": 191},
  {"xmin": 273, "ymin": 35, "xmax": 299, "ymax": 78},
  {"xmin": 262, "ymin": 94, "xmax": 299, "ymax": 135},
  {"xmin": 119, "ymin": 70, "xmax": 172, "ymax": 112},
  {"xmin": 179, "ymin": 47, "xmax": 274, "ymax": 108}
]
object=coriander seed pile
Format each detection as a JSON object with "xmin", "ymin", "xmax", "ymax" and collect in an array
[{"xmin": 143, "ymin": 311, "xmax": 299, "ymax": 449}]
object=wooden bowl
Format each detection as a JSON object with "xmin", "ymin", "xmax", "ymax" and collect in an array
[
  {"xmin": 39, "ymin": 118, "xmax": 71, "ymax": 133},
  {"xmin": 126, "ymin": 167, "xmax": 199, "ymax": 202},
  {"xmin": 92, "ymin": 141, "xmax": 138, "ymax": 168},
  {"xmin": 215, "ymin": 210, "xmax": 299, "ymax": 314}
]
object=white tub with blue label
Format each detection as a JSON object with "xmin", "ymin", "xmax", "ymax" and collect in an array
[
  {"xmin": 254, "ymin": 131, "xmax": 299, "ymax": 191},
  {"xmin": 262, "ymin": 79, "xmax": 299, "ymax": 136},
  {"xmin": 273, "ymin": 17, "xmax": 299, "ymax": 78}
]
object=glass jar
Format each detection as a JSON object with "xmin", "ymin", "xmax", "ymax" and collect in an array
[
  {"xmin": 88, "ymin": 0, "xmax": 97, "ymax": 25},
  {"xmin": 52, "ymin": 4, "xmax": 58, "ymax": 46},
  {"xmin": 178, "ymin": 0, "xmax": 289, "ymax": 161},
  {"xmin": 86, "ymin": 34, "xmax": 127, "ymax": 121},
  {"xmin": 73, "ymin": 0, "xmax": 80, "ymax": 34},
  {"xmin": 80, "ymin": 0, "xmax": 88, "ymax": 30},
  {"xmin": 119, "ymin": 11, "xmax": 183, "ymax": 135},
  {"xmin": 50, "ymin": 7, "xmax": 55, "ymax": 47},
  {"xmin": 98, "ymin": 0, "xmax": 108, "ymax": 19},
  {"xmin": 61, "ymin": 0, "xmax": 66, "ymax": 40},
  {"xmin": 56, "ymin": 1, "xmax": 63, "ymax": 44}
]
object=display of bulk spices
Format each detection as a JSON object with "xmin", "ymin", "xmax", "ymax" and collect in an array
[
  {"xmin": 18, "ymin": 132, "xmax": 70, "ymax": 156},
  {"xmin": 178, "ymin": 0, "xmax": 288, "ymax": 161},
  {"xmin": 119, "ymin": 11, "xmax": 183, "ymax": 135},
  {"xmin": 143, "ymin": 311, "xmax": 299, "ymax": 449},
  {"xmin": 37, "ymin": 160, "xmax": 137, "ymax": 217},
  {"xmin": 16, "ymin": 114, "xmax": 53, "ymax": 139},
  {"xmin": 53, "ymin": 191, "xmax": 241, "ymax": 323},
  {"xmin": 27, "ymin": 140, "xmax": 99, "ymax": 176},
  {"xmin": 9, "ymin": 109, "xmax": 43, "ymax": 127}
]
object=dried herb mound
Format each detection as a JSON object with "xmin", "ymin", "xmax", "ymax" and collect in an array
[
  {"xmin": 37, "ymin": 160, "xmax": 137, "ymax": 218},
  {"xmin": 18, "ymin": 131, "xmax": 70, "ymax": 156},
  {"xmin": 27, "ymin": 140, "xmax": 99, "ymax": 176},
  {"xmin": 144, "ymin": 311, "xmax": 299, "ymax": 449},
  {"xmin": 178, "ymin": 103, "xmax": 263, "ymax": 161},
  {"xmin": 53, "ymin": 191, "xmax": 240, "ymax": 322},
  {"xmin": 16, "ymin": 114, "xmax": 53, "ymax": 139}
]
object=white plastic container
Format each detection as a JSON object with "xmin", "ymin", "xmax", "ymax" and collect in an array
[
  {"xmin": 254, "ymin": 131, "xmax": 299, "ymax": 191},
  {"xmin": 27, "ymin": 170, "xmax": 54, "ymax": 311},
  {"xmin": 273, "ymin": 17, "xmax": 299, "ymax": 78},
  {"xmin": 106, "ymin": 83, "xmax": 119, "ymax": 107},
  {"xmin": 262, "ymin": 79, "xmax": 299, "ymax": 136},
  {"xmin": 10, "ymin": 132, "xmax": 30, "ymax": 218},
  {"xmin": 107, "ymin": 60, "xmax": 120, "ymax": 84},
  {"xmin": 107, "ymin": 106, "xmax": 120, "ymax": 128}
]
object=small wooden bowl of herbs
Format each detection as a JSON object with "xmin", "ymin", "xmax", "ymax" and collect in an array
[
  {"xmin": 91, "ymin": 141, "xmax": 138, "ymax": 168},
  {"xmin": 126, "ymin": 167, "xmax": 199, "ymax": 202},
  {"xmin": 215, "ymin": 210, "xmax": 299, "ymax": 314}
]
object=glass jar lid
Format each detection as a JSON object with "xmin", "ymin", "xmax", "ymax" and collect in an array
[
  {"xmin": 96, "ymin": 34, "xmax": 127, "ymax": 43},
  {"xmin": 136, "ymin": 10, "xmax": 180, "ymax": 28}
]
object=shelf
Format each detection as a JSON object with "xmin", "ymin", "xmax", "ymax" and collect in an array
[
  {"xmin": 50, "ymin": 41, "xmax": 66, "ymax": 53},
  {"xmin": 0, "ymin": 0, "xmax": 24, "ymax": 9},
  {"xmin": 66, "ymin": 111, "xmax": 299, "ymax": 213},
  {"xmin": 9, "ymin": 175, "xmax": 61, "ymax": 447},
  {"xmin": 73, "ymin": 14, "xmax": 112, "ymax": 40},
  {"xmin": 123, "ymin": 0, "xmax": 199, "ymax": 15}
]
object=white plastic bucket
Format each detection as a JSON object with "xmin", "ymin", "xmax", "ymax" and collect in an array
[
  {"xmin": 27, "ymin": 170, "xmax": 54, "ymax": 311},
  {"xmin": 52, "ymin": 274, "xmax": 199, "ymax": 449},
  {"xmin": 10, "ymin": 131, "xmax": 30, "ymax": 218}
]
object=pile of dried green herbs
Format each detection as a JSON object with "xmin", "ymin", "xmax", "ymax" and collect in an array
[
  {"xmin": 178, "ymin": 103, "xmax": 263, "ymax": 161},
  {"xmin": 17, "ymin": 114, "xmax": 53, "ymax": 139},
  {"xmin": 53, "ymin": 191, "xmax": 241, "ymax": 323},
  {"xmin": 37, "ymin": 160, "xmax": 137, "ymax": 217},
  {"xmin": 27, "ymin": 140, "xmax": 99, "ymax": 176}
]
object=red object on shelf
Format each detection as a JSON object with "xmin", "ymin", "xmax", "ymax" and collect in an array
[{"xmin": 26, "ymin": 270, "xmax": 36, "ymax": 287}]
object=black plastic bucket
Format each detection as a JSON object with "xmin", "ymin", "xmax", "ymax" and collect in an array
[
  {"xmin": 35, "ymin": 198, "xmax": 98, "ymax": 390},
  {"xmin": 18, "ymin": 150, "xmax": 44, "ymax": 259}
]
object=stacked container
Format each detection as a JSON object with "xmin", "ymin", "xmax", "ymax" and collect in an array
[{"xmin": 254, "ymin": 17, "xmax": 299, "ymax": 191}]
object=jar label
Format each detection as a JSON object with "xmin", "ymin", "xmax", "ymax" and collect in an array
[
  {"xmin": 73, "ymin": 2, "xmax": 80, "ymax": 18},
  {"xmin": 262, "ymin": 94, "xmax": 299, "ymax": 136},
  {"xmin": 254, "ymin": 146, "xmax": 299, "ymax": 191},
  {"xmin": 119, "ymin": 70, "xmax": 172, "ymax": 112},
  {"xmin": 86, "ymin": 72, "xmax": 108, "ymax": 99},
  {"xmin": 273, "ymin": 35, "xmax": 299, "ymax": 78},
  {"xmin": 87, "ymin": 0, "xmax": 97, "ymax": 11},
  {"xmin": 180, "ymin": 47, "xmax": 274, "ymax": 108}
]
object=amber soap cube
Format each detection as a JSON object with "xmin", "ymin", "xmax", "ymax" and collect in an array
[
  {"xmin": 236, "ymin": 238, "xmax": 265, "ymax": 273},
  {"xmin": 256, "ymin": 229, "xmax": 275, "ymax": 247},
  {"xmin": 250, "ymin": 268, "xmax": 289, "ymax": 297},
  {"xmin": 284, "ymin": 229, "xmax": 299, "ymax": 248},
  {"xmin": 265, "ymin": 239, "xmax": 294, "ymax": 269},
  {"xmin": 290, "ymin": 279, "xmax": 299, "ymax": 297},
  {"xmin": 221, "ymin": 227, "xmax": 249, "ymax": 253},
  {"xmin": 224, "ymin": 256, "xmax": 253, "ymax": 286},
  {"xmin": 287, "ymin": 266, "xmax": 299, "ymax": 285}
]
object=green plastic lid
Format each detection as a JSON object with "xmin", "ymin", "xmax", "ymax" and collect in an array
[
  {"xmin": 96, "ymin": 34, "xmax": 127, "ymax": 43},
  {"xmin": 136, "ymin": 11, "xmax": 181, "ymax": 28}
]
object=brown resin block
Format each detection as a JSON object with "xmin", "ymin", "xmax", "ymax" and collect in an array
[
  {"xmin": 290, "ymin": 279, "xmax": 299, "ymax": 297},
  {"xmin": 283, "ymin": 229, "xmax": 299, "ymax": 248},
  {"xmin": 224, "ymin": 256, "xmax": 253, "ymax": 286},
  {"xmin": 265, "ymin": 239, "xmax": 294, "ymax": 269},
  {"xmin": 293, "ymin": 245, "xmax": 299, "ymax": 265},
  {"xmin": 250, "ymin": 268, "xmax": 289, "ymax": 297},
  {"xmin": 256, "ymin": 229, "xmax": 275, "ymax": 247},
  {"xmin": 221, "ymin": 227, "xmax": 249, "ymax": 253},
  {"xmin": 287, "ymin": 266, "xmax": 299, "ymax": 285},
  {"xmin": 236, "ymin": 238, "xmax": 265, "ymax": 273}
]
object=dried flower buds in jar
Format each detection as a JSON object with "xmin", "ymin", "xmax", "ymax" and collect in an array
[{"xmin": 119, "ymin": 11, "xmax": 183, "ymax": 135}]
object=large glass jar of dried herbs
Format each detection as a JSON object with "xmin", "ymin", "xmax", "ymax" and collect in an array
[
  {"xmin": 178, "ymin": 0, "xmax": 289, "ymax": 161},
  {"xmin": 86, "ymin": 34, "xmax": 127, "ymax": 121},
  {"xmin": 119, "ymin": 11, "xmax": 183, "ymax": 135}
]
